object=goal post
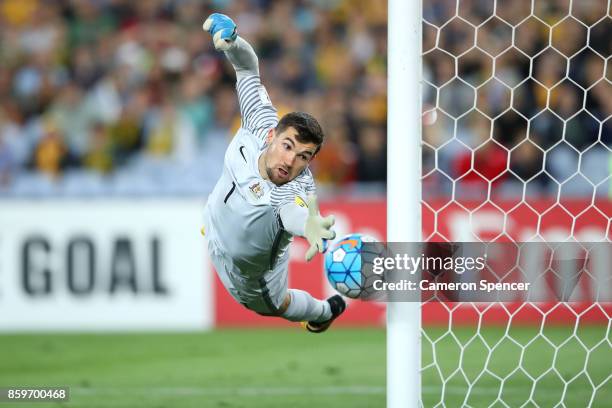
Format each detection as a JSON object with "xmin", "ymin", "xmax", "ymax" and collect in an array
[
  {"xmin": 387, "ymin": 0, "xmax": 423, "ymax": 407},
  {"xmin": 387, "ymin": 0, "xmax": 610, "ymax": 406}
]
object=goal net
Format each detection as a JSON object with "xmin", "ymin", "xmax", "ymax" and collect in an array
[{"xmin": 420, "ymin": 0, "xmax": 611, "ymax": 406}]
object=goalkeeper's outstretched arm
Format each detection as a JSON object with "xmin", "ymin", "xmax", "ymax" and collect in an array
[
  {"xmin": 224, "ymin": 37, "xmax": 259, "ymax": 80},
  {"xmin": 204, "ymin": 13, "xmax": 276, "ymax": 137}
]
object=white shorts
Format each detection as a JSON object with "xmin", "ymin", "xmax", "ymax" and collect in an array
[{"xmin": 207, "ymin": 239, "xmax": 289, "ymax": 315}]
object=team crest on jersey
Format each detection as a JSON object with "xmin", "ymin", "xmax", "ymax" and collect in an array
[{"xmin": 249, "ymin": 182, "xmax": 264, "ymax": 199}]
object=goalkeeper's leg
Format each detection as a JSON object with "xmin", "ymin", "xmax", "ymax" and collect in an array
[
  {"xmin": 258, "ymin": 261, "xmax": 347, "ymax": 333},
  {"xmin": 253, "ymin": 260, "xmax": 334, "ymax": 322},
  {"xmin": 243, "ymin": 281, "xmax": 346, "ymax": 333},
  {"xmin": 208, "ymin": 239, "xmax": 345, "ymax": 330},
  {"xmin": 208, "ymin": 241, "xmax": 330, "ymax": 319},
  {"xmin": 281, "ymin": 289, "xmax": 332, "ymax": 323}
]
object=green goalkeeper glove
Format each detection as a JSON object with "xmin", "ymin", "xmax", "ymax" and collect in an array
[{"xmin": 304, "ymin": 195, "xmax": 336, "ymax": 262}]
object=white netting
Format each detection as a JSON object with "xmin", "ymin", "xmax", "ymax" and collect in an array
[{"xmin": 421, "ymin": 0, "xmax": 611, "ymax": 406}]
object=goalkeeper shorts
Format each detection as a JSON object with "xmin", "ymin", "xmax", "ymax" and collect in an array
[{"xmin": 207, "ymin": 239, "xmax": 289, "ymax": 316}]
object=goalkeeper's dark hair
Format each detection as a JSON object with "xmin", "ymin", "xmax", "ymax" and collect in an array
[{"xmin": 276, "ymin": 112, "xmax": 324, "ymax": 154}]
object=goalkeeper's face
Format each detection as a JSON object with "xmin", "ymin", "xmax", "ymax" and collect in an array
[{"xmin": 263, "ymin": 127, "xmax": 318, "ymax": 185}]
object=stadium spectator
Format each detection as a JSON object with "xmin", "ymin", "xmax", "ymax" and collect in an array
[
  {"xmin": 452, "ymin": 114, "xmax": 507, "ymax": 187},
  {"xmin": 0, "ymin": 0, "xmax": 609, "ymax": 196}
]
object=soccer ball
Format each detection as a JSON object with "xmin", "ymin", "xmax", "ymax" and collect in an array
[{"xmin": 324, "ymin": 233, "xmax": 386, "ymax": 299}]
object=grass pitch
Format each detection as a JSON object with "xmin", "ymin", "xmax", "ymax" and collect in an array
[{"xmin": 0, "ymin": 326, "xmax": 608, "ymax": 407}]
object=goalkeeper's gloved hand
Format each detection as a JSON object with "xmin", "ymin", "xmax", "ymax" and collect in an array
[
  {"xmin": 304, "ymin": 195, "xmax": 336, "ymax": 262},
  {"xmin": 203, "ymin": 13, "xmax": 237, "ymax": 52}
]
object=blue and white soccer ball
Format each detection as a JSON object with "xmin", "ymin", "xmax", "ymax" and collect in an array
[{"xmin": 324, "ymin": 233, "xmax": 386, "ymax": 299}]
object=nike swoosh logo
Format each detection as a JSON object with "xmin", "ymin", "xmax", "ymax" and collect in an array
[{"xmin": 239, "ymin": 146, "xmax": 247, "ymax": 163}]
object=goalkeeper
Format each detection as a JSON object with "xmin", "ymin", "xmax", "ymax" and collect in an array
[{"xmin": 202, "ymin": 13, "xmax": 346, "ymax": 333}]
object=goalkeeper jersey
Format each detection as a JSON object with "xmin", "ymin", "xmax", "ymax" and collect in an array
[{"xmin": 205, "ymin": 75, "xmax": 315, "ymax": 275}]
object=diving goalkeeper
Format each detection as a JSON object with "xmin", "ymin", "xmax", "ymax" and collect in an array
[{"xmin": 202, "ymin": 13, "xmax": 346, "ymax": 333}]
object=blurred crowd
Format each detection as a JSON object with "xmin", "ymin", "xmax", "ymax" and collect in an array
[
  {"xmin": 0, "ymin": 0, "xmax": 609, "ymax": 197},
  {"xmin": 0, "ymin": 0, "xmax": 386, "ymax": 196},
  {"xmin": 423, "ymin": 0, "xmax": 611, "ymax": 198}
]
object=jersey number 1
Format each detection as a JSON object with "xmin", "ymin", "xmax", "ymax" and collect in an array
[{"xmin": 224, "ymin": 182, "xmax": 236, "ymax": 204}]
